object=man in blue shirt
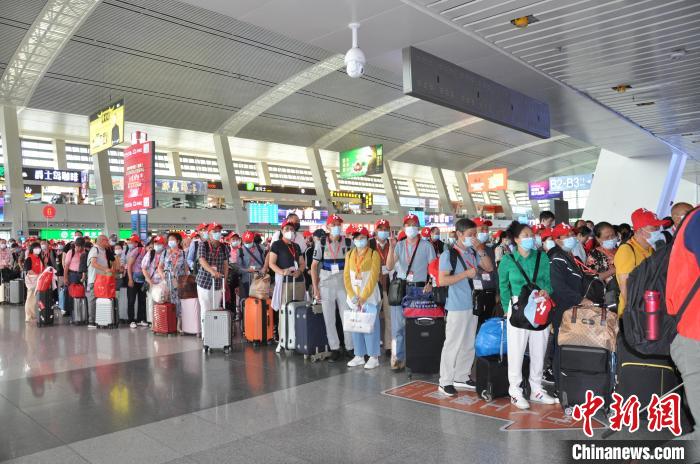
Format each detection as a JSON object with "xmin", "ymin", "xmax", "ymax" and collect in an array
[{"xmin": 437, "ymin": 218, "xmax": 494, "ymax": 397}]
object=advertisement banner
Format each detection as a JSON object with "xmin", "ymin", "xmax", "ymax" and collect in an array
[
  {"xmin": 89, "ymin": 99, "xmax": 125, "ymax": 155},
  {"xmin": 155, "ymin": 179, "xmax": 206, "ymax": 195},
  {"xmin": 467, "ymin": 168, "xmax": 508, "ymax": 193},
  {"xmin": 123, "ymin": 140, "xmax": 155, "ymax": 211},
  {"xmin": 0, "ymin": 196, "xmax": 4, "ymax": 222},
  {"xmin": 23, "ymin": 168, "xmax": 82, "ymax": 184},
  {"xmin": 528, "ymin": 180, "xmax": 563, "ymax": 200},
  {"xmin": 549, "ymin": 174, "xmax": 594, "ymax": 192},
  {"xmin": 278, "ymin": 208, "xmax": 328, "ymax": 226},
  {"xmin": 339, "ymin": 144, "xmax": 383, "ymax": 179}
]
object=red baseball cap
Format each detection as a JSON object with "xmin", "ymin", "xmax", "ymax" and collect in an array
[
  {"xmin": 420, "ymin": 227, "xmax": 431, "ymax": 238},
  {"xmin": 281, "ymin": 220, "xmax": 294, "ymax": 229},
  {"xmin": 352, "ymin": 227, "xmax": 370, "ymax": 237},
  {"xmin": 345, "ymin": 224, "xmax": 357, "ymax": 236},
  {"xmin": 302, "ymin": 230, "xmax": 312, "ymax": 239},
  {"xmin": 403, "ymin": 213, "xmax": 420, "ymax": 225},
  {"xmin": 196, "ymin": 223, "xmax": 208, "ymax": 231},
  {"xmin": 242, "ymin": 231, "xmax": 255, "ymax": 243},
  {"xmin": 129, "ymin": 234, "xmax": 141, "ymax": 243},
  {"xmin": 326, "ymin": 214, "xmax": 343, "ymax": 225},
  {"xmin": 397, "ymin": 230, "xmax": 406, "ymax": 241},
  {"xmin": 631, "ymin": 208, "xmax": 668, "ymax": 230},
  {"xmin": 540, "ymin": 227, "xmax": 554, "ymax": 241},
  {"xmin": 154, "ymin": 236, "xmax": 166, "ymax": 245},
  {"xmin": 551, "ymin": 223, "xmax": 574, "ymax": 240},
  {"xmin": 208, "ymin": 222, "xmax": 222, "ymax": 232},
  {"xmin": 473, "ymin": 217, "xmax": 493, "ymax": 227},
  {"xmin": 375, "ymin": 219, "xmax": 390, "ymax": 229},
  {"xmin": 492, "ymin": 230, "xmax": 504, "ymax": 240}
]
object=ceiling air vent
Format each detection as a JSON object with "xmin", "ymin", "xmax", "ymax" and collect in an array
[
  {"xmin": 636, "ymin": 101, "xmax": 655, "ymax": 107},
  {"xmin": 510, "ymin": 15, "xmax": 539, "ymax": 28}
]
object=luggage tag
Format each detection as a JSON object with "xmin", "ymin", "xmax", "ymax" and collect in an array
[
  {"xmin": 292, "ymin": 261, "xmax": 298, "ymax": 271},
  {"xmin": 353, "ymin": 278, "xmax": 363, "ymax": 290},
  {"xmin": 331, "ymin": 263, "xmax": 340, "ymax": 275},
  {"xmin": 473, "ymin": 279, "xmax": 484, "ymax": 290},
  {"xmin": 406, "ymin": 271, "xmax": 414, "ymax": 283},
  {"xmin": 482, "ymin": 273, "xmax": 491, "ymax": 281}
]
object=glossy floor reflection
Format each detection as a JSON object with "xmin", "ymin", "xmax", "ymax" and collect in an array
[{"xmin": 0, "ymin": 305, "xmax": 695, "ymax": 463}]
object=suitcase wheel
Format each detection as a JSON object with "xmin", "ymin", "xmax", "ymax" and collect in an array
[
  {"xmin": 564, "ymin": 406, "xmax": 574, "ymax": 417},
  {"xmin": 481, "ymin": 390, "xmax": 493, "ymax": 402}
]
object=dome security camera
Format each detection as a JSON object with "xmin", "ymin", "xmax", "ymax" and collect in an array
[{"xmin": 345, "ymin": 23, "xmax": 365, "ymax": 78}]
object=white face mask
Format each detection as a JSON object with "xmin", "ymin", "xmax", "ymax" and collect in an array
[
  {"xmin": 109, "ymin": 240, "xmax": 117, "ymax": 246},
  {"xmin": 477, "ymin": 232, "xmax": 489, "ymax": 244},
  {"xmin": 543, "ymin": 239, "xmax": 556, "ymax": 251},
  {"xmin": 446, "ymin": 237, "xmax": 456, "ymax": 246},
  {"xmin": 33, "ymin": 248, "xmax": 41, "ymax": 255},
  {"xmin": 561, "ymin": 237, "xmax": 578, "ymax": 252},
  {"xmin": 201, "ymin": 232, "xmax": 209, "ymax": 241},
  {"xmin": 376, "ymin": 231, "xmax": 390, "ymax": 241},
  {"xmin": 154, "ymin": 244, "xmax": 164, "ymax": 253},
  {"xmin": 330, "ymin": 226, "xmax": 342, "ymax": 237},
  {"xmin": 431, "ymin": 234, "xmax": 440, "ymax": 241},
  {"xmin": 602, "ymin": 239, "xmax": 617, "ymax": 250},
  {"xmin": 354, "ymin": 238, "xmax": 368, "ymax": 249},
  {"xmin": 41, "ymin": 244, "xmax": 48, "ymax": 250},
  {"xmin": 404, "ymin": 226, "xmax": 419, "ymax": 238},
  {"xmin": 535, "ymin": 235, "xmax": 543, "ymax": 249},
  {"xmin": 168, "ymin": 240, "xmax": 177, "ymax": 249},
  {"xmin": 244, "ymin": 242, "xmax": 254, "ymax": 249},
  {"xmin": 210, "ymin": 232, "xmax": 222, "ymax": 241},
  {"xmin": 283, "ymin": 231, "xmax": 295, "ymax": 241},
  {"xmin": 115, "ymin": 249, "xmax": 123, "ymax": 256},
  {"xmin": 0, "ymin": 244, "xmax": 6, "ymax": 249},
  {"xmin": 463, "ymin": 236, "xmax": 474, "ymax": 248},
  {"xmin": 231, "ymin": 241, "xmax": 240, "ymax": 247}
]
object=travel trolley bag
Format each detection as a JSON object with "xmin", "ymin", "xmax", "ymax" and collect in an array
[
  {"xmin": 180, "ymin": 298, "xmax": 201, "ymax": 335},
  {"xmin": 153, "ymin": 272, "xmax": 177, "ymax": 335},
  {"xmin": 72, "ymin": 297, "xmax": 88, "ymax": 324},
  {"xmin": 556, "ymin": 344, "xmax": 613, "ymax": 416},
  {"xmin": 276, "ymin": 280, "xmax": 304, "ymax": 353},
  {"xmin": 10, "ymin": 279, "xmax": 25, "ymax": 304},
  {"xmin": 118, "ymin": 287, "xmax": 129, "ymax": 322},
  {"xmin": 95, "ymin": 297, "xmax": 117, "ymax": 328},
  {"xmin": 203, "ymin": 277, "xmax": 232, "ymax": 353},
  {"xmin": 405, "ymin": 316, "xmax": 446, "ymax": 376},
  {"xmin": 0, "ymin": 276, "xmax": 7, "ymax": 303},
  {"xmin": 476, "ymin": 354, "xmax": 531, "ymax": 402},
  {"xmin": 244, "ymin": 297, "xmax": 274, "ymax": 345},
  {"xmin": 36, "ymin": 290, "xmax": 55, "ymax": 327},
  {"xmin": 295, "ymin": 300, "xmax": 330, "ymax": 361}
]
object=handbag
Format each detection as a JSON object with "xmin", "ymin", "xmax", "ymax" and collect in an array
[
  {"xmin": 94, "ymin": 274, "xmax": 116, "ymax": 299},
  {"xmin": 343, "ymin": 305, "xmax": 377, "ymax": 334},
  {"xmin": 558, "ymin": 304, "xmax": 618, "ymax": 352},
  {"xmin": 472, "ymin": 289, "xmax": 497, "ymax": 317},
  {"xmin": 177, "ymin": 274, "xmax": 198, "ymax": 299},
  {"xmin": 508, "ymin": 252, "xmax": 549, "ymax": 331},
  {"xmin": 249, "ymin": 273, "xmax": 271, "ymax": 300},
  {"xmin": 151, "ymin": 281, "xmax": 170, "ymax": 304},
  {"xmin": 68, "ymin": 282, "xmax": 86, "ymax": 298},
  {"xmin": 387, "ymin": 241, "xmax": 420, "ymax": 306}
]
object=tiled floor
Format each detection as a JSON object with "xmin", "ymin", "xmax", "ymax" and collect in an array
[{"xmin": 0, "ymin": 305, "xmax": 696, "ymax": 463}]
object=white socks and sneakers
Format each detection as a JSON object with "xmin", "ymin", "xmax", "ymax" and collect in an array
[{"xmin": 347, "ymin": 356, "xmax": 379, "ymax": 370}]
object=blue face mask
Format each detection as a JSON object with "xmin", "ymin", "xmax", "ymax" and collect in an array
[
  {"xmin": 602, "ymin": 239, "xmax": 617, "ymax": 250},
  {"xmin": 210, "ymin": 232, "xmax": 221, "ymax": 241},
  {"xmin": 520, "ymin": 237, "xmax": 536, "ymax": 250},
  {"xmin": 354, "ymin": 239, "xmax": 368, "ymax": 249},
  {"xmin": 477, "ymin": 232, "xmax": 489, "ymax": 244},
  {"xmin": 647, "ymin": 229, "xmax": 664, "ymax": 248},
  {"xmin": 463, "ymin": 237, "xmax": 474, "ymax": 248},
  {"xmin": 201, "ymin": 232, "xmax": 209, "ymax": 241},
  {"xmin": 330, "ymin": 226, "xmax": 342, "ymax": 237},
  {"xmin": 244, "ymin": 243, "xmax": 254, "ymax": 249},
  {"xmin": 376, "ymin": 231, "xmax": 390, "ymax": 241},
  {"xmin": 562, "ymin": 237, "xmax": 578, "ymax": 251}
]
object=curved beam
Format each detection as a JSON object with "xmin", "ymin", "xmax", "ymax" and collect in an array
[
  {"xmin": 384, "ymin": 116, "xmax": 482, "ymax": 161},
  {"xmin": 540, "ymin": 159, "xmax": 599, "ymax": 179},
  {"xmin": 0, "ymin": 0, "xmax": 102, "ymax": 106},
  {"xmin": 463, "ymin": 132, "xmax": 569, "ymax": 172},
  {"xmin": 510, "ymin": 147, "xmax": 599, "ymax": 175},
  {"xmin": 312, "ymin": 95, "xmax": 418, "ymax": 149},
  {"xmin": 217, "ymin": 54, "xmax": 345, "ymax": 136}
]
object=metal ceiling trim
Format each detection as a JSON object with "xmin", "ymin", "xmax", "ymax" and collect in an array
[
  {"xmin": 463, "ymin": 133, "xmax": 569, "ymax": 172},
  {"xmin": 538, "ymin": 158, "xmax": 599, "ymax": 179},
  {"xmin": 384, "ymin": 116, "xmax": 482, "ymax": 161},
  {"xmin": 216, "ymin": 54, "xmax": 345, "ymax": 136},
  {"xmin": 510, "ymin": 147, "xmax": 599, "ymax": 174},
  {"xmin": 461, "ymin": 0, "xmax": 553, "ymax": 27},
  {"xmin": 555, "ymin": 55, "xmax": 700, "ymax": 83},
  {"xmin": 567, "ymin": 61, "xmax": 700, "ymax": 89}
]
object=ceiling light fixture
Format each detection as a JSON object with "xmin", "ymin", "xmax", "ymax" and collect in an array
[
  {"xmin": 670, "ymin": 48, "xmax": 688, "ymax": 61},
  {"xmin": 510, "ymin": 15, "xmax": 539, "ymax": 28},
  {"xmin": 636, "ymin": 101, "xmax": 655, "ymax": 107},
  {"xmin": 344, "ymin": 23, "xmax": 366, "ymax": 78},
  {"xmin": 612, "ymin": 84, "xmax": 632, "ymax": 93}
]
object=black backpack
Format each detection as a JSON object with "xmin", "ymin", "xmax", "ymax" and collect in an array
[{"xmin": 623, "ymin": 238, "xmax": 698, "ymax": 356}]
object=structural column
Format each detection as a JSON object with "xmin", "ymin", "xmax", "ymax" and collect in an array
[
  {"xmin": 213, "ymin": 133, "xmax": 248, "ymax": 230},
  {"xmin": 0, "ymin": 105, "xmax": 27, "ymax": 237},
  {"xmin": 54, "ymin": 138, "xmax": 67, "ymax": 169},
  {"xmin": 381, "ymin": 163, "xmax": 405, "ymax": 215},
  {"xmin": 259, "ymin": 161, "xmax": 272, "ymax": 185},
  {"xmin": 431, "ymin": 168, "xmax": 452, "ymax": 213},
  {"xmin": 656, "ymin": 150, "xmax": 687, "ymax": 218},
  {"xmin": 170, "ymin": 151, "xmax": 182, "ymax": 177},
  {"xmin": 497, "ymin": 191, "xmax": 513, "ymax": 219},
  {"xmin": 92, "ymin": 150, "xmax": 119, "ymax": 236},
  {"xmin": 455, "ymin": 171, "xmax": 477, "ymax": 216},
  {"xmin": 305, "ymin": 147, "xmax": 332, "ymax": 208},
  {"xmin": 530, "ymin": 200, "xmax": 541, "ymax": 218}
]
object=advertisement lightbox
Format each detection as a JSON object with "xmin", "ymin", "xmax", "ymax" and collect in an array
[
  {"xmin": 89, "ymin": 99, "xmax": 125, "ymax": 155},
  {"xmin": 123, "ymin": 140, "xmax": 155, "ymax": 211},
  {"xmin": 339, "ymin": 144, "xmax": 383, "ymax": 179},
  {"xmin": 528, "ymin": 180, "xmax": 563, "ymax": 200},
  {"xmin": 467, "ymin": 168, "xmax": 508, "ymax": 193}
]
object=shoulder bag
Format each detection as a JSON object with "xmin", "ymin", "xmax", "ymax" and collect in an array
[
  {"xmin": 387, "ymin": 241, "xmax": 419, "ymax": 306},
  {"xmin": 508, "ymin": 251, "xmax": 549, "ymax": 331}
]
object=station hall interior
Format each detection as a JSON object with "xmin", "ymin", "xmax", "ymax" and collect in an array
[{"xmin": 0, "ymin": 0, "xmax": 699, "ymax": 463}]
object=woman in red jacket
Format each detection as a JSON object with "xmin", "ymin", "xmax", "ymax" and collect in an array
[{"xmin": 24, "ymin": 242, "xmax": 45, "ymax": 322}]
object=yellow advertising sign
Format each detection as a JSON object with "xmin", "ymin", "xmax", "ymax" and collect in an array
[{"xmin": 89, "ymin": 99, "xmax": 124, "ymax": 155}]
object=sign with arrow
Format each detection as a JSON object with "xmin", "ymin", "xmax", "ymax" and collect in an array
[{"xmin": 382, "ymin": 381, "xmax": 606, "ymax": 432}]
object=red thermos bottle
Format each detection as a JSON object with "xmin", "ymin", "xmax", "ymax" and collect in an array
[{"xmin": 644, "ymin": 290, "xmax": 661, "ymax": 341}]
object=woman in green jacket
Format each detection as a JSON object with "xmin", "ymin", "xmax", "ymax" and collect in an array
[{"xmin": 498, "ymin": 221, "xmax": 556, "ymax": 410}]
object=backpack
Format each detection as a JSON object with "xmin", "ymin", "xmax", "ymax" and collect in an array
[
  {"xmin": 431, "ymin": 248, "xmax": 474, "ymax": 306},
  {"xmin": 622, "ymin": 238, "xmax": 697, "ymax": 356},
  {"xmin": 507, "ymin": 251, "xmax": 549, "ymax": 331}
]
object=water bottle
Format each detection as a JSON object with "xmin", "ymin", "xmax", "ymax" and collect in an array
[{"xmin": 644, "ymin": 290, "xmax": 661, "ymax": 341}]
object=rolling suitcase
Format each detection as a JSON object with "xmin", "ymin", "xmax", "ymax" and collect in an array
[
  {"xmin": 95, "ymin": 298, "xmax": 117, "ymax": 328},
  {"xmin": 36, "ymin": 290, "xmax": 54, "ymax": 327},
  {"xmin": 277, "ymin": 281, "xmax": 304, "ymax": 353},
  {"xmin": 72, "ymin": 297, "xmax": 88, "ymax": 324},
  {"xmin": 118, "ymin": 287, "xmax": 128, "ymax": 322},
  {"xmin": 153, "ymin": 273, "xmax": 176, "ymax": 335},
  {"xmin": 557, "ymin": 345, "xmax": 613, "ymax": 415},
  {"xmin": 181, "ymin": 298, "xmax": 201, "ymax": 335},
  {"xmin": 295, "ymin": 302, "xmax": 329, "ymax": 360},
  {"xmin": 203, "ymin": 277, "xmax": 232, "ymax": 353},
  {"xmin": 405, "ymin": 317, "xmax": 445, "ymax": 376},
  {"xmin": 0, "ymin": 280, "xmax": 6, "ymax": 303},
  {"xmin": 244, "ymin": 297, "xmax": 274, "ymax": 345},
  {"xmin": 476, "ymin": 355, "xmax": 531, "ymax": 402},
  {"xmin": 10, "ymin": 279, "xmax": 25, "ymax": 304}
]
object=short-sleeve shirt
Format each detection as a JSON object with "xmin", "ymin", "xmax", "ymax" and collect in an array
[
  {"xmin": 439, "ymin": 247, "xmax": 480, "ymax": 311},
  {"xmin": 87, "ymin": 246, "xmax": 108, "ymax": 285},
  {"xmin": 471, "ymin": 245, "xmax": 498, "ymax": 291},
  {"xmin": 313, "ymin": 238, "xmax": 349, "ymax": 283},
  {"xmin": 127, "ymin": 247, "xmax": 146, "ymax": 275},
  {"xmin": 271, "ymin": 230, "xmax": 307, "ymax": 254},
  {"xmin": 238, "ymin": 244, "xmax": 265, "ymax": 285},
  {"xmin": 196, "ymin": 241, "xmax": 229, "ymax": 290},
  {"xmin": 614, "ymin": 238, "xmax": 653, "ymax": 314},
  {"xmin": 141, "ymin": 250, "xmax": 163, "ymax": 285},
  {"xmin": 270, "ymin": 240, "xmax": 303, "ymax": 283},
  {"xmin": 393, "ymin": 239, "xmax": 436, "ymax": 283}
]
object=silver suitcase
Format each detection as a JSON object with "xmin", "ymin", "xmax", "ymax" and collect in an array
[
  {"xmin": 277, "ymin": 281, "xmax": 303, "ymax": 353},
  {"xmin": 10, "ymin": 279, "xmax": 24, "ymax": 304},
  {"xmin": 95, "ymin": 297, "xmax": 116, "ymax": 328},
  {"xmin": 118, "ymin": 287, "xmax": 128, "ymax": 321},
  {"xmin": 72, "ymin": 297, "xmax": 88, "ymax": 324},
  {"xmin": 0, "ymin": 282, "xmax": 5, "ymax": 303},
  {"xmin": 203, "ymin": 277, "xmax": 231, "ymax": 353}
]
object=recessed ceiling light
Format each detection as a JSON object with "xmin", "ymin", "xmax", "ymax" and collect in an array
[
  {"xmin": 670, "ymin": 48, "xmax": 688, "ymax": 61},
  {"xmin": 636, "ymin": 101, "xmax": 655, "ymax": 106},
  {"xmin": 612, "ymin": 84, "xmax": 632, "ymax": 93},
  {"xmin": 511, "ymin": 15, "xmax": 539, "ymax": 28}
]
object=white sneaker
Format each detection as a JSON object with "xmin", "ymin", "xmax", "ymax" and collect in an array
[
  {"xmin": 347, "ymin": 356, "xmax": 365, "ymax": 367},
  {"xmin": 364, "ymin": 357, "xmax": 379, "ymax": 370},
  {"xmin": 138, "ymin": 321, "xmax": 149, "ymax": 327},
  {"xmin": 530, "ymin": 390, "xmax": 558, "ymax": 405},
  {"xmin": 130, "ymin": 322, "xmax": 137, "ymax": 329},
  {"xmin": 511, "ymin": 395, "xmax": 530, "ymax": 410}
]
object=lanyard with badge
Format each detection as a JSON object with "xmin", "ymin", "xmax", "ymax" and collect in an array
[
  {"xmin": 328, "ymin": 240, "xmax": 341, "ymax": 275},
  {"xmin": 209, "ymin": 242, "xmax": 222, "ymax": 273},
  {"xmin": 376, "ymin": 241, "xmax": 389, "ymax": 275},
  {"xmin": 403, "ymin": 240, "xmax": 420, "ymax": 283},
  {"xmin": 453, "ymin": 246, "xmax": 478, "ymax": 287},
  {"xmin": 287, "ymin": 243, "xmax": 298, "ymax": 271},
  {"xmin": 464, "ymin": 248, "xmax": 488, "ymax": 290},
  {"xmin": 352, "ymin": 248, "xmax": 369, "ymax": 293}
]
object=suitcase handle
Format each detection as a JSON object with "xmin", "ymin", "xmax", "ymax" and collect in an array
[{"xmin": 415, "ymin": 317, "xmax": 435, "ymax": 326}]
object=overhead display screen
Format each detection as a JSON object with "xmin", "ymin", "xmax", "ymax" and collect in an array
[
  {"xmin": 89, "ymin": 99, "xmax": 124, "ymax": 155},
  {"xmin": 339, "ymin": 144, "xmax": 383, "ymax": 179},
  {"xmin": 248, "ymin": 203, "xmax": 279, "ymax": 224},
  {"xmin": 548, "ymin": 174, "xmax": 593, "ymax": 192},
  {"xmin": 467, "ymin": 168, "xmax": 508, "ymax": 193}
]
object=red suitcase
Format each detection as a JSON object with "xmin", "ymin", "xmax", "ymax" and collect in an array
[
  {"xmin": 244, "ymin": 297, "xmax": 274, "ymax": 345},
  {"xmin": 153, "ymin": 302, "xmax": 177, "ymax": 335}
]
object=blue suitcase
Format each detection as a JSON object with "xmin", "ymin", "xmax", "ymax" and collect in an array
[{"xmin": 294, "ymin": 303, "xmax": 329, "ymax": 360}]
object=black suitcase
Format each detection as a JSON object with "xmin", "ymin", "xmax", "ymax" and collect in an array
[
  {"xmin": 36, "ymin": 290, "xmax": 54, "ymax": 327},
  {"xmin": 476, "ymin": 354, "xmax": 530, "ymax": 401},
  {"xmin": 557, "ymin": 345, "xmax": 613, "ymax": 415},
  {"xmin": 295, "ymin": 303, "xmax": 329, "ymax": 359},
  {"xmin": 406, "ymin": 317, "xmax": 445, "ymax": 376}
]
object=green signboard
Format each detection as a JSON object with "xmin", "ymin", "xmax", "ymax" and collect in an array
[
  {"xmin": 339, "ymin": 144, "xmax": 383, "ymax": 179},
  {"xmin": 40, "ymin": 229, "xmax": 132, "ymax": 240}
]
